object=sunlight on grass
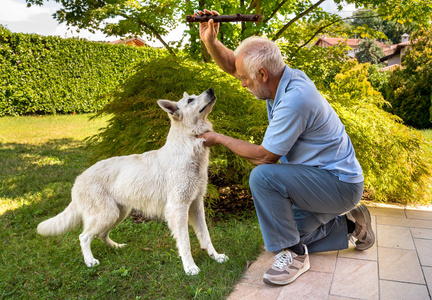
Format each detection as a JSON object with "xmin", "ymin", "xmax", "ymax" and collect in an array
[
  {"xmin": 0, "ymin": 114, "xmax": 108, "ymax": 215},
  {"xmin": 0, "ymin": 114, "xmax": 109, "ymax": 144}
]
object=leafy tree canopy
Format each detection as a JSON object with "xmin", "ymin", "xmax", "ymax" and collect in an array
[
  {"xmin": 349, "ymin": 9, "xmax": 418, "ymax": 44},
  {"xmin": 24, "ymin": 0, "xmax": 432, "ymax": 59},
  {"xmin": 356, "ymin": 38, "xmax": 386, "ymax": 64},
  {"xmin": 385, "ymin": 28, "xmax": 432, "ymax": 129}
]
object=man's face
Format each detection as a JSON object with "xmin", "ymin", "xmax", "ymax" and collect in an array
[{"xmin": 235, "ymin": 55, "xmax": 272, "ymax": 100}]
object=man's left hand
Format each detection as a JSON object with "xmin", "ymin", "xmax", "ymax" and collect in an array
[{"xmin": 197, "ymin": 131, "xmax": 220, "ymax": 147}]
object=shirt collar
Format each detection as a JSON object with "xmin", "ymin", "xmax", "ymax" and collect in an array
[{"xmin": 270, "ymin": 65, "xmax": 292, "ymax": 107}]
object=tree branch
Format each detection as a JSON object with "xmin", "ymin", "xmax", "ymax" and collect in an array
[
  {"xmin": 296, "ymin": 13, "xmax": 388, "ymax": 51},
  {"xmin": 272, "ymin": 0, "xmax": 326, "ymax": 41},
  {"xmin": 186, "ymin": 14, "xmax": 264, "ymax": 23},
  {"xmin": 137, "ymin": 19, "xmax": 176, "ymax": 56},
  {"xmin": 264, "ymin": 0, "xmax": 289, "ymax": 23},
  {"xmin": 115, "ymin": 11, "xmax": 175, "ymax": 55}
]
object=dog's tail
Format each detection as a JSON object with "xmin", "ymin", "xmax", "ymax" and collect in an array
[{"xmin": 37, "ymin": 202, "xmax": 81, "ymax": 236}]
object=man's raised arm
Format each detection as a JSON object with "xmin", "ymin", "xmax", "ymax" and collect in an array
[{"xmin": 197, "ymin": 9, "xmax": 237, "ymax": 77}]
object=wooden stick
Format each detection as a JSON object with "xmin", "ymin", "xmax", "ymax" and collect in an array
[{"xmin": 186, "ymin": 14, "xmax": 264, "ymax": 23}]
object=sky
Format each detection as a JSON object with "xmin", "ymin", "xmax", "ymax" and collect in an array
[{"xmin": 0, "ymin": 0, "xmax": 356, "ymax": 47}]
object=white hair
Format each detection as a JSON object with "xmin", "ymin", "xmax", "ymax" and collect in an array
[{"xmin": 234, "ymin": 36, "xmax": 285, "ymax": 79}]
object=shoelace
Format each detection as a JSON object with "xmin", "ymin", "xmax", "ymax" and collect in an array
[{"xmin": 274, "ymin": 250, "xmax": 293, "ymax": 269}]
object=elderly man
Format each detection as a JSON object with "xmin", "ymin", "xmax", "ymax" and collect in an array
[{"xmin": 197, "ymin": 9, "xmax": 375, "ymax": 286}]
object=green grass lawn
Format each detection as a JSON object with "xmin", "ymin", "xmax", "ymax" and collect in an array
[{"xmin": 0, "ymin": 114, "xmax": 263, "ymax": 299}]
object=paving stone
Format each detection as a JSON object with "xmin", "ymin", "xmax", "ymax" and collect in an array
[
  {"xmin": 377, "ymin": 216, "xmax": 432, "ymax": 229},
  {"xmin": 227, "ymin": 282, "xmax": 282, "ymax": 300},
  {"xmin": 330, "ymin": 257, "xmax": 378, "ymax": 299},
  {"xmin": 377, "ymin": 224, "xmax": 415, "ymax": 250},
  {"xmin": 410, "ymin": 228, "xmax": 432, "ymax": 239},
  {"xmin": 379, "ymin": 280, "xmax": 429, "ymax": 300},
  {"xmin": 414, "ymin": 238, "xmax": 432, "ymax": 266},
  {"xmin": 405, "ymin": 209, "xmax": 432, "ymax": 220},
  {"xmin": 378, "ymin": 247, "xmax": 425, "ymax": 284},
  {"xmin": 278, "ymin": 271, "xmax": 332, "ymax": 300}
]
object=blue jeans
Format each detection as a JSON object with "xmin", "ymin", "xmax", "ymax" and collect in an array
[{"xmin": 249, "ymin": 164, "xmax": 364, "ymax": 253}]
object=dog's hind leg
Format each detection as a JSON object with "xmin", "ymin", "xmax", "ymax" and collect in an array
[
  {"xmin": 79, "ymin": 231, "xmax": 99, "ymax": 267},
  {"xmin": 79, "ymin": 201, "xmax": 124, "ymax": 267},
  {"xmin": 189, "ymin": 197, "xmax": 228, "ymax": 264},
  {"xmin": 98, "ymin": 205, "xmax": 132, "ymax": 248},
  {"xmin": 165, "ymin": 202, "xmax": 200, "ymax": 275}
]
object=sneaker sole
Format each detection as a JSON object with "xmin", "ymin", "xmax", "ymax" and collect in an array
[
  {"xmin": 263, "ymin": 261, "xmax": 311, "ymax": 286},
  {"xmin": 356, "ymin": 205, "xmax": 375, "ymax": 251}
]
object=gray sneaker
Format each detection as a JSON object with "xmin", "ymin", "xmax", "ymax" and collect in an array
[
  {"xmin": 346, "ymin": 204, "xmax": 375, "ymax": 250},
  {"xmin": 263, "ymin": 245, "xmax": 310, "ymax": 285}
]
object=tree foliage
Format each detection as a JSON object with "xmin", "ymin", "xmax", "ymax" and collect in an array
[
  {"xmin": 326, "ymin": 61, "xmax": 432, "ymax": 203},
  {"xmin": 26, "ymin": 0, "xmax": 181, "ymax": 54},
  {"xmin": 385, "ymin": 28, "xmax": 432, "ymax": 129},
  {"xmin": 279, "ymin": 38, "xmax": 350, "ymax": 91},
  {"xmin": 24, "ymin": 0, "xmax": 432, "ymax": 59},
  {"xmin": 349, "ymin": 9, "xmax": 417, "ymax": 44},
  {"xmin": 356, "ymin": 38, "xmax": 386, "ymax": 64}
]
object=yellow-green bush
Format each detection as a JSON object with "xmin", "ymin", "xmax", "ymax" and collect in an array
[
  {"xmin": 87, "ymin": 55, "xmax": 431, "ymax": 205},
  {"xmin": 326, "ymin": 61, "xmax": 432, "ymax": 204}
]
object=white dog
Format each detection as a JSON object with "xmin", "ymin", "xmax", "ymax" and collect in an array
[{"xmin": 37, "ymin": 88, "xmax": 228, "ymax": 275}]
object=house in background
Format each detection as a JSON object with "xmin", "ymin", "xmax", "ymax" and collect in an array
[
  {"xmin": 314, "ymin": 37, "xmax": 390, "ymax": 58},
  {"xmin": 379, "ymin": 33, "xmax": 412, "ymax": 67},
  {"xmin": 108, "ymin": 37, "xmax": 148, "ymax": 47}
]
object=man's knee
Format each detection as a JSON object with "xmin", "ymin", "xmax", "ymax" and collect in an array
[{"xmin": 249, "ymin": 164, "xmax": 274, "ymax": 191}]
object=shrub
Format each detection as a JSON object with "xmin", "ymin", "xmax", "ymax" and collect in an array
[
  {"xmin": 87, "ymin": 56, "xmax": 431, "ymax": 205},
  {"xmin": 86, "ymin": 56, "xmax": 268, "ymax": 202},
  {"xmin": 0, "ymin": 25, "xmax": 164, "ymax": 115},
  {"xmin": 279, "ymin": 41, "xmax": 350, "ymax": 91},
  {"xmin": 326, "ymin": 61, "xmax": 432, "ymax": 204},
  {"xmin": 367, "ymin": 63, "xmax": 390, "ymax": 96},
  {"xmin": 385, "ymin": 28, "xmax": 432, "ymax": 129},
  {"xmin": 356, "ymin": 38, "xmax": 386, "ymax": 65}
]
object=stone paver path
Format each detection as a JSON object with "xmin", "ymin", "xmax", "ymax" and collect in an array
[{"xmin": 228, "ymin": 203, "xmax": 432, "ymax": 300}]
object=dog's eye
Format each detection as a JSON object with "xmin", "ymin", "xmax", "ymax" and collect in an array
[{"xmin": 187, "ymin": 98, "xmax": 195, "ymax": 104}]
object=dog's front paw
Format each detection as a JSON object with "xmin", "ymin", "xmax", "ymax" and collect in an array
[
  {"xmin": 185, "ymin": 265, "xmax": 200, "ymax": 276},
  {"xmin": 85, "ymin": 258, "xmax": 100, "ymax": 267},
  {"xmin": 213, "ymin": 253, "xmax": 229, "ymax": 263}
]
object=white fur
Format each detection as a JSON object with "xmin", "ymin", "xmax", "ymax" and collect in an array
[{"xmin": 37, "ymin": 89, "xmax": 228, "ymax": 275}]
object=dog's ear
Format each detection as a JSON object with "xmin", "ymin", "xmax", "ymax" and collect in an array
[
  {"xmin": 183, "ymin": 92, "xmax": 189, "ymax": 98},
  {"xmin": 157, "ymin": 100, "xmax": 179, "ymax": 116}
]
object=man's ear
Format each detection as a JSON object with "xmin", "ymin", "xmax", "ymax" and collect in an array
[
  {"xmin": 258, "ymin": 67, "xmax": 269, "ymax": 82},
  {"xmin": 157, "ymin": 100, "xmax": 178, "ymax": 115}
]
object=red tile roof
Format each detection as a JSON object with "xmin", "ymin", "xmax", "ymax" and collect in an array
[
  {"xmin": 316, "ymin": 38, "xmax": 361, "ymax": 47},
  {"xmin": 315, "ymin": 37, "xmax": 392, "ymax": 49},
  {"xmin": 109, "ymin": 38, "xmax": 147, "ymax": 47}
]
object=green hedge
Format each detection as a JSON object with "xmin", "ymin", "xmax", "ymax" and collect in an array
[{"xmin": 0, "ymin": 26, "xmax": 164, "ymax": 115}]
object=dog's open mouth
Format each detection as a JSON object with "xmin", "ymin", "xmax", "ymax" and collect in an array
[{"xmin": 199, "ymin": 97, "xmax": 216, "ymax": 114}]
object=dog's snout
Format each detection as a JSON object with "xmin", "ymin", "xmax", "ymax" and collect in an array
[{"xmin": 207, "ymin": 88, "xmax": 215, "ymax": 97}]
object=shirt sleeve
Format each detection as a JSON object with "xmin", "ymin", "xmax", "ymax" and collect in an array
[{"xmin": 261, "ymin": 104, "xmax": 308, "ymax": 157}]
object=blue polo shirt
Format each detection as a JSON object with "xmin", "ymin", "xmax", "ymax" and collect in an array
[{"xmin": 262, "ymin": 65, "xmax": 364, "ymax": 183}]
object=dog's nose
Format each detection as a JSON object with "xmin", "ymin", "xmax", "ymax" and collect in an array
[{"xmin": 207, "ymin": 88, "xmax": 215, "ymax": 97}]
